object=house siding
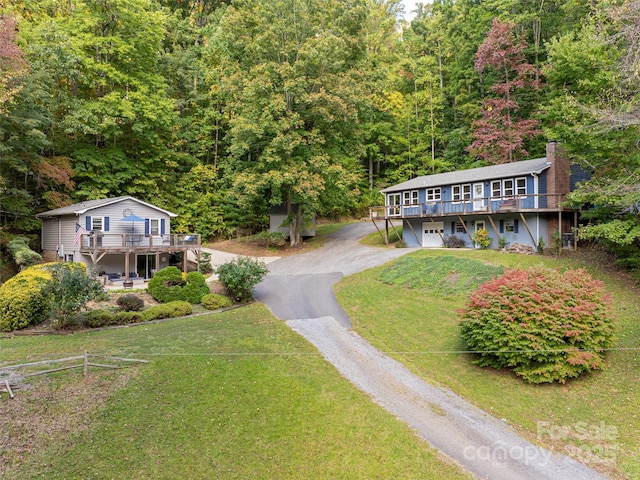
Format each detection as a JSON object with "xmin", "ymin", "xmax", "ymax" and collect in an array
[
  {"xmin": 37, "ymin": 197, "xmax": 181, "ymax": 274},
  {"xmin": 570, "ymin": 164, "xmax": 591, "ymax": 190},
  {"xmin": 376, "ymin": 143, "xmax": 579, "ymax": 251},
  {"xmin": 79, "ymin": 199, "xmax": 171, "ymax": 236},
  {"xmin": 403, "ymin": 214, "xmax": 548, "ymax": 249}
]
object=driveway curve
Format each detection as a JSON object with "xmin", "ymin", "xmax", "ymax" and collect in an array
[{"xmin": 253, "ymin": 222, "xmax": 608, "ymax": 480}]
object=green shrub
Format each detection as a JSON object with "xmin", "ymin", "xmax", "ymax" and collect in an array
[
  {"xmin": 114, "ymin": 311, "xmax": 146, "ymax": 324},
  {"xmin": 201, "ymin": 293, "xmax": 233, "ymax": 310},
  {"xmin": 0, "ymin": 263, "xmax": 52, "ymax": 331},
  {"xmin": 143, "ymin": 301, "xmax": 193, "ymax": 321},
  {"xmin": 7, "ymin": 237, "xmax": 42, "ymax": 270},
  {"xmin": 459, "ymin": 267, "xmax": 616, "ymax": 384},
  {"xmin": 255, "ymin": 231, "xmax": 286, "ymax": 248},
  {"xmin": 86, "ymin": 309, "xmax": 117, "ymax": 328},
  {"xmin": 215, "ymin": 257, "xmax": 268, "ymax": 302},
  {"xmin": 43, "ymin": 263, "xmax": 104, "ymax": 327},
  {"xmin": 86, "ymin": 309, "xmax": 145, "ymax": 328},
  {"xmin": 199, "ymin": 252, "xmax": 213, "ymax": 275},
  {"xmin": 472, "ymin": 228, "xmax": 491, "ymax": 249},
  {"xmin": 117, "ymin": 293, "xmax": 145, "ymax": 312},
  {"xmin": 147, "ymin": 267, "xmax": 209, "ymax": 304},
  {"xmin": 182, "ymin": 272, "xmax": 210, "ymax": 303}
]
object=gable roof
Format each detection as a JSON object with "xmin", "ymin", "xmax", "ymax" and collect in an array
[
  {"xmin": 35, "ymin": 196, "xmax": 177, "ymax": 218},
  {"xmin": 380, "ymin": 157, "xmax": 551, "ymax": 194}
]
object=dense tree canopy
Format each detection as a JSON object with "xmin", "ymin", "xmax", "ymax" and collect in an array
[{"xmin": 0, "ymin": 0, "xmax": 638, "ymax": 266}]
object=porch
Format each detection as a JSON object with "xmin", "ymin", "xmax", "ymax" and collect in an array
[
  {"xmin": 370, "ymin": 193, "xmax": 570, "ymax": 221},
  {"xmin": 79, "ymin": 233, "xmax": 201, "ymax": 287},
  {"xmin": 78, "ymin": 233, "xmax": 200, "ymax": 252},
  {"xmin": 370, "ymin": 194, "xmax": 577, "ymax": 250}
]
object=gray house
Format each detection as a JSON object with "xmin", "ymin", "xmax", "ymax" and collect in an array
[
  {"xmin": 35, "ymin": 196, "xmax": 201, "ymax": 285},
  {"xmin": 372, "ymin": 142, "xmax": 587, "ymax": 250}
]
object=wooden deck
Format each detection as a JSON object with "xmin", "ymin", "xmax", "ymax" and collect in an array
[
  {"xmin": 370, "ymin": 193, "xmax": 573, "ymax": 220},
  {"xmin": 79, "ymin": 233, "xmax": 201, "ymax": 255}
]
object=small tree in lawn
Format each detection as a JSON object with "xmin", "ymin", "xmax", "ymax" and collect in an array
[{"xmin": 468, "ymin": 19, "xmax": 541, "ymax": 164}]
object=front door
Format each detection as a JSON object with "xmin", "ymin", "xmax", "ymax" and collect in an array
[
  {"xmin": 422, "ymin": 221, "xmax": 444, "ymax": 247},
  {"xmin": 473, "ymin": 183, "xmax": 484, "ymax": 211}
]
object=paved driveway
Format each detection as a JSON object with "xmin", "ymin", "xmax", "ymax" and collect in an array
[{"xmin": 253, "ymin": 222, "xmax": 608, "ymax": 480}]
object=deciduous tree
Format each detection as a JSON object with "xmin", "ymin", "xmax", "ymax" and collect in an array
[
  {"xmin": 468, "ymin": 18, "xmax": 541, "ymax": 164},
  {"xmin": 211, "ymin": 0, "xmax": 369, "ymax": 245}
]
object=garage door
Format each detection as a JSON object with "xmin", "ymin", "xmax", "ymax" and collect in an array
[{"xmin": 422, "ymin": 222, "xmax": 444, "ymax": 247}]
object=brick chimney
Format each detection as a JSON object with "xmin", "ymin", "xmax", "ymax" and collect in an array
[{"xmin": 546, "ymin": 141, "xmax": 569, "ymax": 208}]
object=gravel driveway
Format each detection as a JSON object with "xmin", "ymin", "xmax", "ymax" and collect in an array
[{"xmin": 253, "ymin": 222, "xmax": 608, "ymax": 480}]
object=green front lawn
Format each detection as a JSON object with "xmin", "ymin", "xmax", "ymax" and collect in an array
[
  {"xmin": 4, "ymin": 243, "xmax": 638, "ymax": 479},
  {"xmin": 336, "ymin": 248, "xmax": 640, "ymax": 479},
  {"xmin": 0, "ymin": 304, "xmax": 470, "ymax": 480}
]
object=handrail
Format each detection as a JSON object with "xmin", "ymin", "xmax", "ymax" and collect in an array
[
  {"xmin": 78, "ymin": 233, "xmax": 201, "ymax": 249},
  {"xmin": 370, "ymin": 193, "xmax": 570, "ymax": 220}
]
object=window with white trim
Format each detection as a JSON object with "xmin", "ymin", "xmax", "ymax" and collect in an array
[
  {"xmin": 403, "ymin": 190, "xmax": 418, "ymax": 205},
  {"xmin": 516, "ymin": 177, "xmax": 527, "ymax": 196},
  {"xmin": 452, "ymin": 185, "xmax": 461, "ymax": 202},
  {"xmin": 92, "ymin": 217, "xmax": 103, "ymax": 231},
  {"xmin": 462, "ymin": 184, "xmax": 471, "ymax": 200},
  {"xmin": 426, "ymin": 188, "xmax": 441, "ymax": 201},
  {"xmin": 453, "ymin": 184, "xmax": 471, "ymax": 202},
  {"xmin": 503, "ymin": 179, "xmax": 514, "ymax": 197},
  {"xmin": 505, "ymin": 219, "xmax": 516, "ymax": 233},
  {"xmin": 491, "ymin": 180, "xmax": 501, "ymax": 198},
  {"xmin": 388, "ymin": 193, "xmax": 401, "ymax": 216},
  {"xmin": 150, "ymin": 219, "xmax": 160, "ymax": 235}
]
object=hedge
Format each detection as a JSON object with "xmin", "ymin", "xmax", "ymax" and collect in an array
[
  {"xmin": 0, "ymin": 263, "xmax": 53, "ymax": 331},
  {"xmin": 142, "ymin": 301, "xmax": 193, "ymax": 321},
  {"xmin": 86, "ymin": 301, "xmax": 193, "ymax": 328}
]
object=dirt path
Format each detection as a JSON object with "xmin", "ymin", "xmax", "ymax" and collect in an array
[{"xmin": 254, "ymin": 222, "xmax": 608, "ymax": 480}]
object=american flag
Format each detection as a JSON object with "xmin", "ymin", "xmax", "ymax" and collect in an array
[{"xmin": 74, "ymin": 223, "xmax": 86, "ymax": 245}]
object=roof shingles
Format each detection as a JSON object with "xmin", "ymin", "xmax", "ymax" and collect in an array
[
  {"xmin": 35, "ymin": 196, "xmax": 176, "ymax": 218},
  {"xmin": 380, "ymin": 157, "xmax": 550, "ymax": 194}
]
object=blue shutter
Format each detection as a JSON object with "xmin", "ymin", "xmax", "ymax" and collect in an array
[
  {"xmin": 85, "ymin": 216, "xmax": 92, "ymax": 230},
  {"xmin": 145, "ymin": 219, "xmax": 150, "ymax": 235},
  {"xmin": 160, "ymin": 218, "xmax": 166, "ymax": 235},
  {"xmin": 499, "ymin": 220, "xmax": 504, "ymax": 234},
  {"xmin": 514, "ymin": 219, "xmax": 519, "ymax": 234},
  {"xmin": 450, "ymin": 222, "xmax": 455, "ymax": 235},
  {"xmin": 104, "ymin": 217, "xmax": 110, "ymax": 231}
]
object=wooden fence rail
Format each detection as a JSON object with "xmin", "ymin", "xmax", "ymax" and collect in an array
[{"xmin": 0, "ymin": 352, "xmax": 148, "ymax": 399}]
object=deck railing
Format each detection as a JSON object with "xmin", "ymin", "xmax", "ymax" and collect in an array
[
  {"xmin": 79, "ymin": 233, "xmax": 200, "ymax": 250},
  {"xmin": 370, "ymin": 193, "xmax": 570, "ymax": 220}
]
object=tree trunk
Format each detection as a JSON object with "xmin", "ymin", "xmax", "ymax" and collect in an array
[{"xmin": 286, "ymin": 196, "xmax": 302, "ymax": 247}]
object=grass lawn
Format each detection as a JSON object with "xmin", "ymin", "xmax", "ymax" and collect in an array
[
  {"xmin": 0, "ymin": 304, "xmax": 471, "ymax": 480},
  {"xmin": 335, "ymin": 248, "xmax": 640, "ymax": 479}
]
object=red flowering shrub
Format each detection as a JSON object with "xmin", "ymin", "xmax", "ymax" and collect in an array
[{"xmin": 459, "ymin": 267, "xmax": 615, "ymax": 384}]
